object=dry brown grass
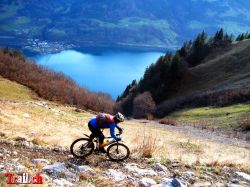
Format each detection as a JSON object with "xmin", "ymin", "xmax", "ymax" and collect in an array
[
  {"xmin": 159, "ymin": 117, "xmax": 177, "ymax": 126},
  {"xmin": 22, "ymin": 161, "xmax": 35, "ymax": 169},
  {"xmin": 1, "ymin": 101, "xmax": 250, "ymax": 168},
  {"xmin": 0, "ymin": 131, "xmax": 6, "ymax": 137},
  {"xmin": 132, "ymin": 131, "xmax": 158, "ymax": 158},
  {"xmin": 31, "ymin": 136, "xmax": 47, "ymax": 146},
  {"xmin": 238, "ymin": 112, "xmax": 250, "ymax": 131}
]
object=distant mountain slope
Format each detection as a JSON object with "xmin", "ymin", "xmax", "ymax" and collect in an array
[
  {"xmin": 1, "ymin": 0, "xmax": 250, "ymax": 52},
  {"xmin": 172, "ymin": 39, "xmax": 250, "ymax": 98},
  {"xmin": 116, "ymin": 38, "xmax": 250, "ymax": 117}
]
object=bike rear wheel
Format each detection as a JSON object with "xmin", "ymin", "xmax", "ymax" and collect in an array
[
  {"xmin": 107, "ymin": 143, "xmax": 130, "ymax": 161},
  {"xmin": 70, "ymin": 138, "xmax": 94, "ymax": 158}
]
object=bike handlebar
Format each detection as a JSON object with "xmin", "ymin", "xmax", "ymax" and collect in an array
[{"xmin": 105, "ymin": 133, "xmax": 122, "ymax": 139}]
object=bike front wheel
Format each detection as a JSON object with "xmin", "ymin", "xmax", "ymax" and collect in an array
[
  {"xmin": 107, "ymin": 143, "xmax": 130, "ymax": 161},
  {"xmin": 70, "ymin": 138, "xmax": 94, "ymax": 158}
]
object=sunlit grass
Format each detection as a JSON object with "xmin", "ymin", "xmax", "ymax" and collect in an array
[
  {"xmin": 0, "ymin": 76, "xmax": 37, "ymax": 101},
  {"xmin": 169, "ymin": 104, "xmax": 250, "ymax": 129}
]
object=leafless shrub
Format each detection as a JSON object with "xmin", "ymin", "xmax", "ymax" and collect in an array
[
  {"xmin": 0, "ymin": 48, "xmax": 114, "ymax": 113},
  {"xmin": 159, "ymin": 117, "xmax": 177, "ymax": 126},
  {"xmin": 157, "ymin": 88, "xmax": 250, "ymax": 117},
  {"xmin": 133, "ymin": 132, "xmax": 158, "ymax": 158},
  {"xmin": 238, "ymin": 112, "xmax": 250, "ymax": 131},
  {"xmin": 133, "ymin": 91, "xmax": 156, "ymax": 118}
]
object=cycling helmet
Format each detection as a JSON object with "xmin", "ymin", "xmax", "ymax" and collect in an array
[{"xmin": 114, "ymin": 112, "xmax": 125, "ymax": 122}]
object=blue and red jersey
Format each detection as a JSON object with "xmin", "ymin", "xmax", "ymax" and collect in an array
[{"xmin": 89, "ymin": 117, "xmax": 122, "ymax": 140}]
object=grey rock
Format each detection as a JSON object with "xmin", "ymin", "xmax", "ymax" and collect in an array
[
  {"xmin": 86, "ymin": 183, "xmax": 95, "ymax": 187},
  {"xmin": 236, "ymin": 171, "xmax": 250, "ymax": 181},
  {"xmin": 231, "ymin": 178, "xmax": 239, "ymax": 184},
  {"xmin": 23, "ymin": 113, "xmax": 31, "ymax": 119},
  {"xmin": 0, "ymin": 165, "xmax": 5, "ymax": 171},
  {"xmin": 171, "ymin": 178, "xmax": 187, "ymax": 187},
  {"xmin": 139, "ymin": 178, "xmax": 157, "ymax": 187},
  {"xmin": 77, "ymin": 165, "xmax": 95, "ymax": 173},
  {"xmin": 22, "ymin": 141, "xmax": 34, "ymax": 148},
  {"xmin": 15, "ymin": 164, "xmax": 26, "ymax": 171},
  {"xmin": 12, "ymin": 151, "xmax": 18, "ymax": 156},
  {"xmin": 32, "ymin": 159, "xmax": 50, "ymax": 165},
  {"xmin": 52, "ymin": 178, "xmax": 73, "ymax": 187},
  {"xmin": 52, "ymin": 146, "xmax": 64, "ymax": 152},
  {"xmin": 65, "ymin": 171, "xmax": 78, "ymax": 182},
  {"xmin": 182, "ymin": 171, "xmax": 194, "ymax": 180},
  {"xmin": 42, "ymin": 162, "xmax": 67, "ymax": 175},
  {"xmin": 0, "ymin": 148, "xmax": 7, "ymax": 153},
  {"xmin": 106, "ymin": 169, "xmax": 125, "ymax": 182},
  {"xmin": 153, "ymin": 163, "xmax": 169, "ymax": 173},
  {"xmin": 125, "ymin": 164, "xmax": 158, "ymax": 177},
  {"xmin": 193, "ymin": 182, "xmax": 211, "ymax": 187},
  {"xmin": 162, "ymin": 177, "xmax": 172, "ymax": 185}
]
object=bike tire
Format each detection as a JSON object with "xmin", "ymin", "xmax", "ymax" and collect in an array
[
  {"xmin": 107, "ymin": 143, "xmax": 130, "ymax": 161},
  {"xmin": 70, "ymin": 138, "xmax": 94, "ymax": 158}
]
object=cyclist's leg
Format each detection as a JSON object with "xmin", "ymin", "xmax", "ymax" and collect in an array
[
  {"xmin": 88, "ymin": 122, "xmax": 97, "ymax": 140},
  {"xmin": 88, "ymin": 122, "xmax": 104, "ymax": 143}
]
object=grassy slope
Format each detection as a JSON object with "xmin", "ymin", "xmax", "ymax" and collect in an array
[
  {"xmin": 170, "ymin": 104, "xmax": 250, "ymax": 129},
  {"xmin": 0, "ymin": 77, "xmax": 249, "ymax": 168},
  {"xmin": 0, "ymin": 76, "xmax": 37, "ymax": 100},
  {"xmin": 173, "ymin": 39, "xmax": 250, "ymax": 97},
  {"xmin": 164, "ymin": 40, "xmax": 250, "ymax": 130}
]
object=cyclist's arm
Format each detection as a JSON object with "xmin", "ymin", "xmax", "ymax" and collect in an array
[
  {"xmin": 115, "ymin": 124, "xmax": 123, "ymax": 133},
  {"xmin": 110, "ymin": 124, "xmax": 119, "ymax": 140}
]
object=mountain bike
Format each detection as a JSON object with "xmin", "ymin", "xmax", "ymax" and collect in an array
[{"xmin": 70, "ymin": 133, "xmax": 130, "ymax": 161}]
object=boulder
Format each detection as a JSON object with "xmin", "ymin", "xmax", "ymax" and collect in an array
[
  {"xmin": 125, "ymin": 164, "xmax": 158, "ymax": 177},
  {"xmin": 42, "ymin": 162, "xmax": 67, "ymax": 176},
  {"xmin": 236, "ymin": 171, "xmax": 250, "ymax": 181},
  {"xmin": 139, "ymin": 178, "xmax": 157, "ymax": 187},
  {"xmin": 77, "ymin": 165, "xmax": 95, "ymax": 174},
  {"xmin": 32, "ymin": 159, "xmax": 50, "ymax": 165},
  {"xmin": 106, "ymin": 169, "xmax": 126, "ymax": 182},
  {"xmin": 152, "ymin": 163, "xmax": 170, "ymax": 175},
  {"xmin": 171, "ymin": 178, "xmax": 187, "ymax": 187},
  {"xmin": 52, "ymin": 178, "xmax": 73, "ymax": 187}
]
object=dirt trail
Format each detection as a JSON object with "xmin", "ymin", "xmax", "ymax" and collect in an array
[{"xmin": 137, "ymin": 120, "xmax": 250, "ymax": 149}]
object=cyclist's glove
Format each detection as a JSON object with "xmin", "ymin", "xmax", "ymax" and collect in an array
[
  {"xmin": 116, "ymin": 137, "xmax": 121, "ymax": 141},
  {"xmin": 119, "ymin": 128, "xmax": 123, "ymax": 134}
]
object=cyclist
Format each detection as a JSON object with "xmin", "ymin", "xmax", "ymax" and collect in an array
[{"xmin": 88, "ymin": 112, "xmax": 124, "ymax": 153}]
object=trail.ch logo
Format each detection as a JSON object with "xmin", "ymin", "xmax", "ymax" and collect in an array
[{"xmin": 6, "ymin": 172, "xmax": 43, "ymax": 184}]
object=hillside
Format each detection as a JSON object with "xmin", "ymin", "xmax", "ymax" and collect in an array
[
  {"xmin": 0, "ymin": 48, "xmax": 114, "ymax": 113},
  {"xmin": 172, "ymin": 39, "xmax": 250, "ymax": 98},
  {"xmin": 0, "ymin": 76, "xmax": 38, "ymax": 101},
  {"xmin": 1, "ymin": 0, "xmax": 250, "ymax": 52},
  {"xmin": 0, "ymin": 77, "xmax": 250, "ymax": 186},
  {"xmin": 117, "ymin": 36, "xmax": 250, "ymax": 120}
]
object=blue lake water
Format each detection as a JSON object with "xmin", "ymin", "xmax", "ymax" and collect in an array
[{"xmin": 35, "ymin": 49, "xmax": 164, "ymax": 99}]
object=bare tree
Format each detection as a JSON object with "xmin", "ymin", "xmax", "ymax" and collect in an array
[{"xmin": 133, "ymin": 91, "xmax": 156, "ymax": 118}]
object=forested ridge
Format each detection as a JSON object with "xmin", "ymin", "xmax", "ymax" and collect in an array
[{"xmin": 116, "ymin": 30, "xmax": 250, "ymax": 118}]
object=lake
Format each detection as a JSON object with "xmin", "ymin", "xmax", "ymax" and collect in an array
[{"xmin": 34, "ymin": 49, "xmax": 164, "ymax": 99}]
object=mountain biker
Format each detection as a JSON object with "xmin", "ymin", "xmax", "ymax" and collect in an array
[{"xmin": 88, "ymin": 112, "xmax": 125, "ymax": 153}]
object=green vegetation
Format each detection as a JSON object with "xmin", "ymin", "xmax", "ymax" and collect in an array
[
  {"xmin": 0, "ymin": 76, "xmax": 36, "ymax": 100},
  {"xmin": 117, "ymin": 29, "xmax": 250, "ymax": 118},
  {"xmin": 2, "ymin": 0, "xmax": 250, "ymax": 49},
  {"xmin": 170, "ymin": 104, "xmax": 250, "ymax": 129}
]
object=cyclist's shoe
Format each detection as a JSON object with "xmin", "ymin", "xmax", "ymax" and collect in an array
[{"xmin": 99, "ymin": 147, "xmax": 107, "ymax": 153}]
